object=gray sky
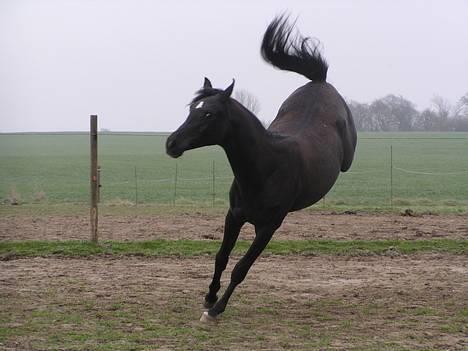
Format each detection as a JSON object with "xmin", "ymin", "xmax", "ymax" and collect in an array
[{"xmin": 1, "ymin": 0, "xmax": 467, "ymax": 132}]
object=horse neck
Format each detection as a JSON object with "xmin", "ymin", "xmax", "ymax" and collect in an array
[{"xmin": 221, "ymin": 101, "xmax": 273, "ymax": 188}]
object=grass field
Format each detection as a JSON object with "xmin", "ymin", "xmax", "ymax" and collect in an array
[{"xmin": 1, "ymin": 132, "xmax": 467, "ymax": 212}]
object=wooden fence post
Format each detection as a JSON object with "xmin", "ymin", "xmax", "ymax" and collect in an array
[
  {"xmin": 97, "ymin": 165, "xmax": 101, "ymax": 203},
  {"xmin": 90, "ymin": 115, "xmax": 98, "ymax": 243}
]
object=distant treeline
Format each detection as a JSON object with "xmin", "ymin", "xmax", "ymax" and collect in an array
[{"xmin": 347, "ymin": 93, "xmax": 468, "ymax": 132}]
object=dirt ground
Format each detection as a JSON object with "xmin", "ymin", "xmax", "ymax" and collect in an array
[
  {"xmin": 1, "ymin": 212, "xmax": 467, "ymax": 349},
  {"xmin": 1, "ymin": 211, "xmax": 467, "ymax": 241},
  {"xmin": 1, "ymin": 254, "xmax": 467, "ymax": 350}
]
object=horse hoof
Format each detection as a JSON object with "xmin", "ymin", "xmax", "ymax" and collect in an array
[{"xmin": 199, "ymin": 311, "xmax": 217, "ymax": 324}]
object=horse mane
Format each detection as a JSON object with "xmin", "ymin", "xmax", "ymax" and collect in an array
[{"xmin": 191, "ymin": 87, "xmax": 271, "ymax": 134}]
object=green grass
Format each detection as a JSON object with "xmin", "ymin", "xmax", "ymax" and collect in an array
[
  {"xmin": 0, "ymin": 239, "xmax": 466, "ymax": 258},
  {"xmin": 1, "ymin": 132, "xmax": 467, "ymax": 211}
]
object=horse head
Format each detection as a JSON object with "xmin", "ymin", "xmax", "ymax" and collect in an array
[{"xmin": 166, "ymin": 78, "xmax": 235, "ymax": 158}]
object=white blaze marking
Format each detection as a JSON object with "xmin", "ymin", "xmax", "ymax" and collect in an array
[{"xmin": 195, "ymin": 101, "xmax": 204, "ymax": 109}]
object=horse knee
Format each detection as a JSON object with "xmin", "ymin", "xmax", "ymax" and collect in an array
[{"xmin": 215, "ymin": 252, "xmax": 229, "ymax": 270}]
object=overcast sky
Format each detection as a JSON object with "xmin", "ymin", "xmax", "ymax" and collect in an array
[{"xmin": 1, "ymin": 0, "xmax": 467, "ymax": 132}]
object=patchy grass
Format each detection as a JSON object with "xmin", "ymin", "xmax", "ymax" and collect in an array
[
  {"xmin": 1, "ymin": 252, "xmax": 466, "ymax": 351},
  {"xmin": 1, "ymin": 278, "xmax": 466, "ymax": 351},
  {"xmin": 0, "ymin": 239, "xmax": 466, "ymax": 258}
]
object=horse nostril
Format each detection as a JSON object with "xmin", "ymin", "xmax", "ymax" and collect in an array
[{"xmin": 166, "ymin": 138, "xmax": 176, "ymax": 150}]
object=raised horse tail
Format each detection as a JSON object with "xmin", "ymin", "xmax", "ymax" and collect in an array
[{"xmin": 261, "ymin": 15, "xmax": 328, "ymax": 82}]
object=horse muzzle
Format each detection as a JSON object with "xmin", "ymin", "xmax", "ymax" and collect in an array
[{"xmin": 166, "ymin": 136, "xmax": 184, "ymax": 158}]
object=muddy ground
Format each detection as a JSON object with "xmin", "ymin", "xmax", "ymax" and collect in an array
[
  {"xmin": 1, "ymin": 254, "xmax": 467, "ymax": 350},
  {"xmin": 1, "ymin": 211, "xmax": 467, "ymax": 241}
]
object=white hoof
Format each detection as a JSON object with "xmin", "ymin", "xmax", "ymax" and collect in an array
[{"xmin": 199, "ymin": 311, "xmax": 218, "ymax": 323}]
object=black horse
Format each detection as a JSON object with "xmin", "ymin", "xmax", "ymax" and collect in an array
[{"xmin": 166, "ymin": 15, "xmax": 357, "ymax": 321}]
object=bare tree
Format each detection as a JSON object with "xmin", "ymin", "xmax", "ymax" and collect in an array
[
  {"xmin": 348, "ymin": 100, "xmax": 374, "ymax": 131},
  {"xmin": 323, "ymin": 92, "xmax": 468, "ymax": 132},
  {"xmin": 414, "ymin": 109, "xmax": 439, "ymax": 131},
  {"xmin": 234, "ymin": 89, "xmax": 270, "ymax": 127},
  {"xmin": 368, "ymin": 95, "xmax": 418, "ymax": 131},
  {"xmin": 460, "ymin": 92, "xmax": 468, "ymax": 108},
  {"xmin": 431, "ymin": 95, "xmax": 451, "ymax": 119},
  {"xmin": 449, "ymin": 93, "xmax": 468, "ymax": 131},
  {"xmin": 420, "ymin": 94, "xmax": 468, "ymax": 131},
  {"xmin": 454, "ymin": 92, "xmax": 468, "ymax": 119},
  {"xmin": 234, "ymin": 89, "xmax": 261, "ymax": 115}
]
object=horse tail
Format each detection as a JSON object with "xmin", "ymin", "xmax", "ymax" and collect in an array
[{"xmin": 261, "ymin": 15, "xmax": 328, "ymax": 82}]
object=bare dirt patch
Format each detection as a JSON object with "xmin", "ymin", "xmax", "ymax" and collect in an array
[
  {"xmin": 1, "ymin": 211, "xmax": 467, "ymax": 241},
  {"xmin": 1, "ymin": 254, "xmax": 466, "ymax": 350}
]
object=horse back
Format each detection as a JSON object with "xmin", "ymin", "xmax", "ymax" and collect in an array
[{"xmin": 268, "ymin": 82, "xmax": 357, "ymax": 172}]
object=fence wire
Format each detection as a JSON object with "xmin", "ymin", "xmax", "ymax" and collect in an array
[{"xmin": 1, "ymin": 133, "xmax": 467, "ymax": 209}]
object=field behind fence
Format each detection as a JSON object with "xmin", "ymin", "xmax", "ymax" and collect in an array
[{"xmin": 1, "ymin": 132, "xmax": 467, "ymax": 212}]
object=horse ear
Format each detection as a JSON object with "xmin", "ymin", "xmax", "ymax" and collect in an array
[
  {"xmin": 203, "ymin": 77, "xmax": 212, "ymax": 89},
  {"xmin": 222, "ymin": 79, "xmax": 235, "ymax": 99}
]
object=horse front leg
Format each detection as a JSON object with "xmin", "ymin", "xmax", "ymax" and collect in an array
[
  {"xmin": 204, "ymin": 209, "xmax": 244, "ymax": 308},
  {"xmin": 202, "ymin": 222, "xmax": 278, "ymax": 322}
]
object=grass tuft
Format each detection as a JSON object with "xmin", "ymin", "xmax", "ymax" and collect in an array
[{"xmin": 0, "ymin": 239, "xmax": 465, "ymax": 259}]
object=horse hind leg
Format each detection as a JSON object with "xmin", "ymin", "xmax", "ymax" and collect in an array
[{"xmin": 202, "ymin": 223, "xmax": 278, "ymax": 322}]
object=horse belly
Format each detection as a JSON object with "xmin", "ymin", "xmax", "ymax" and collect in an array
[
  {"xmin": 290, "ymin": 148, "xmax": 342, "ymax": 211},
  {"xmin": 291, "ymin": 175, "xmax": 338, "ymax": 211}
]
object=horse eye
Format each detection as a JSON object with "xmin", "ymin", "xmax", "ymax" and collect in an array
[{"xmin": 204, "ymin": 112, "xmax": 212, "ymax": 117}]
